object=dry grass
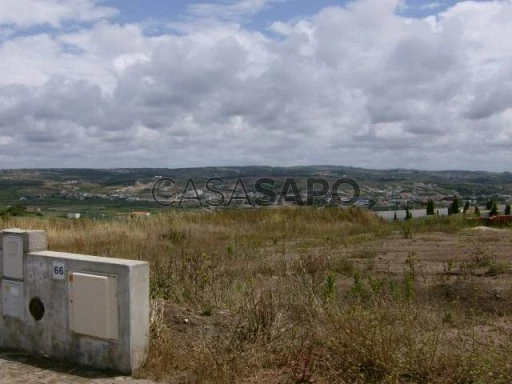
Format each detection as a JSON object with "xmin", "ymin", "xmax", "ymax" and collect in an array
[{"xmin": 2, "ymin": 208, "xmax": 512, "ymax": 383}]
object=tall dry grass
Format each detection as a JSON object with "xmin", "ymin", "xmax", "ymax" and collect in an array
[{"xmin": 2, "ymin": 208, "xmax": 511, "ymax": 383}]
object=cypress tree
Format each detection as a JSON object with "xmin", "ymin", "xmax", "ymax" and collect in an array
[
  {"xmin": 489, "ymin": 201, "xmax": 499, "ymax": 217},
  {"xmin": 449, "ymin": 196, "xmax": 461, "ymax": 215},
  {"xmin": 405, "ymin": 207, "xmax": 412, "ymax": 220},
  {"xmin": 426, "ymin": 199, "xmax": 435, "ymax": 215}
]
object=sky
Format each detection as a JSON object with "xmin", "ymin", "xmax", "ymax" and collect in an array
[{"xmin": 0, "ymin": 0, "xmax": 511, "ymax": 171}]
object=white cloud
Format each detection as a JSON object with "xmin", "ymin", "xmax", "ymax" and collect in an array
[
  {"xmin": 186, "ymin": 0, "xmax": 287, "ymax": 21},
  {"xmin": 419, "ymin": 2, "xmax": 442, "ymax": 11},
  {"xmin": 0, "ymin": 0, "xmax": 512, "ymax": 170},
  {"xmin": 0, "ymin": 0, "xmax": 117, "ymax": 29}
]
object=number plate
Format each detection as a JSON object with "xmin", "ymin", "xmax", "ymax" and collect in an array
[{"xmin": 52, "ymin": 262, "xmax": 66, "ymax": 280}]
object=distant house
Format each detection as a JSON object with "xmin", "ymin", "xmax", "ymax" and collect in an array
[{"xmin": 67, "ymin": 213, "xmax": 81, "ymax": 219}]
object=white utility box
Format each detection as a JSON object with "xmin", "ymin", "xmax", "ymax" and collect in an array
[
  {"xmin": 2, "ymin": 280, "xmax": 24, "ymax": 319},
  {"xmin": 0, "ymin": 229, "xmax": 149, "ymax": 373},
  {"xmin": 3, "ymin": 236, "xmax": 24, "ymax": 280},
  {"xmin": 68, "ymin": 272, "xmax": 119, "ymax": 340}
]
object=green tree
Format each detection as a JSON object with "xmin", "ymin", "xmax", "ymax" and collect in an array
[
  {"xmin": 474, "ymin": 206, "xmax": 480, "ymax": 217},
  {"xmin": 463, "ymin": 201, "xmax": 470, "ymax": 214},
  {"xmin": 489, "ymin": 201, "xmax": 499, "ymax": 217},
  {"xmin": 426, "ymin": 199, "xmax": 435, "ymax": 215},
  {"xmin": 448, "ymin": 196, "xmax": 461, "ymax": 215},
  {"xmin": 486, "ymin": 199, "xmax": 495, "ymax": 210},
  {"xmin": 393, "ymin": 211, "xmax": 397, "ymax": 221},
  {"xmin": 505, "ymin": 203, "xmax": 511, "ymax": 215},
  {"xmin": 0, "ymin": 204, "xmax": 28, "ymax": 217},
  {"xmin": 405, "ymin": 207, "xmax": 412, "ymax": 220}
]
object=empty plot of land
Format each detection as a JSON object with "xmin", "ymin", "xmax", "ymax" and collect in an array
[{"xmin": 3, "ymin": 210, "xmax": 512, "ymax": 383}]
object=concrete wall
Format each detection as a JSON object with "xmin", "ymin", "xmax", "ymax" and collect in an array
[{"xmin": 0, "ymin": 229, "xmax": 150, "ymax": 374}]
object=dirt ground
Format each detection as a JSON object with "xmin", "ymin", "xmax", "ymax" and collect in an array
[
  {"xmin": 373, "ymin": 227, "xmax": 512, "ymax": 312},
  {"xmin": 153, "ymin": 226, "xmax": 512, "ymax": 383}
]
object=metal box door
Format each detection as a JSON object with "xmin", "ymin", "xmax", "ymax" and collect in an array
[{"xmin": 68, "ymin": 272, "xmax": 118, "ymax": 340}]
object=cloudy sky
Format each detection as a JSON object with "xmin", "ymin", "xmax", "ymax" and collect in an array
[{"xmin": 0, "ymin": 0, "xmax": 511, "ymax": 171}]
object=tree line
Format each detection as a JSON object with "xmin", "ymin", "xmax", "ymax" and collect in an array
[{"xmin": 394, "ymin": 198, "xmax": 511, "ymax": 221}]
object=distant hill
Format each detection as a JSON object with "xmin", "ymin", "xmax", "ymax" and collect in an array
[{"xmin": 0, "ymin": 166, "xmax": 510, "ymax": 206}]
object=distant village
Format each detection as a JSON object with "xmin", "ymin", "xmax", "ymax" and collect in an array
[{"xmin": 15, "ymin": 177, "xmax": 512, "ymax": 213}]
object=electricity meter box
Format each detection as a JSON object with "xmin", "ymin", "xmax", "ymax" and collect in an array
[
  {"xmin": 0, "ymin": 229, "xmax": 47, "ymax": 280},
  {"xmin": 2, "ymin": 280, "xmax": 24, "ymax": 319},
  {"xmin": 68, "ymin": 272, "xmax": 119, "ymax": 341},
  {"xmin": 0, "ymin": 229, "xmax": 150, "ymax": 374},
  {"xmin": 3, "ymin": 236, "xmax": 24, "ymax": 280}
]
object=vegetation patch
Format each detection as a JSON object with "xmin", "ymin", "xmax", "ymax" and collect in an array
[{"xmin": 2, "ymin": 208, "xmax": 512, "ymax": 383}]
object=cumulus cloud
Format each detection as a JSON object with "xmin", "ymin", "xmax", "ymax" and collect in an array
[
  {"xmin": 0, "ymin": 0, "xmax": 117, "ymax": 29},
  {"xmin": 0, "ymin": 0, "xmax": 511, "ymax": 170}
]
